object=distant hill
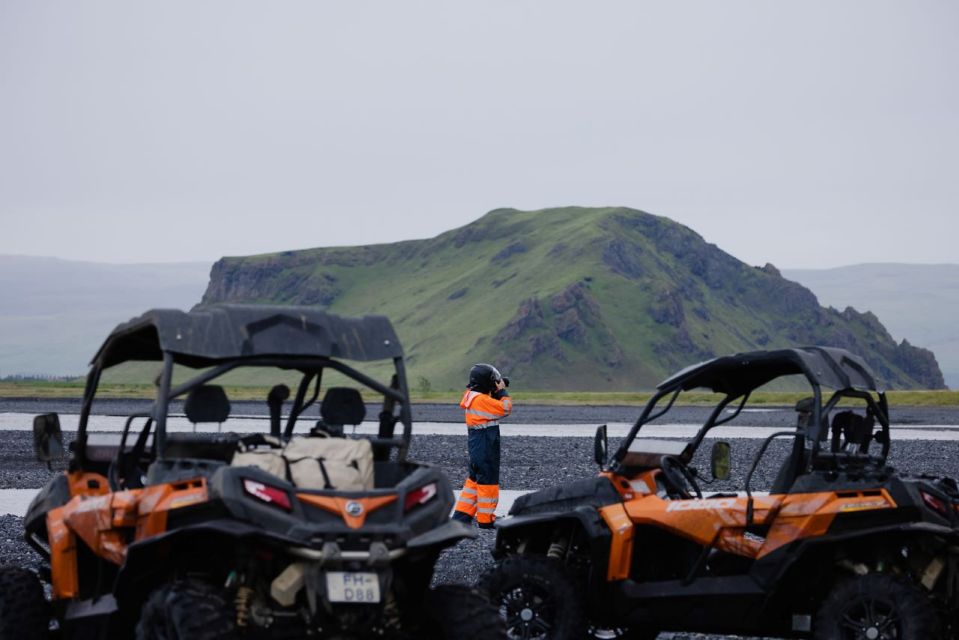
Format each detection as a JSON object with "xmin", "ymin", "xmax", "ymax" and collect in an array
[
  {"xmin": 0, "ymin": 256, "xmax": 211, "ymax": 377},
  {"xmin": 784, "ymin": 264, "xmax": 959, "ymax": 389},
  {"xmin": 201, "ymin": 207, "xmax": 945, "ymax": 391}
]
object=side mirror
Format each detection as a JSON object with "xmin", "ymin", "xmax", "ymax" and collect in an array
[
  {"xmin": 33, "ymin": 413, "xmax": 64, "ymax": 468},
  {"xmin": 710, "ymin": 441, "xmax": 731, "ymax": 481},
  {"xmin": 594, "ymin": 424, "xmax": 608, "ymax": 468}
]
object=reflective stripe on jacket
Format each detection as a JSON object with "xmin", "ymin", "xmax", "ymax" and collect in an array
[{"xmin": 460, "ymin": 389, "xmax": 512, "ymax": 428}]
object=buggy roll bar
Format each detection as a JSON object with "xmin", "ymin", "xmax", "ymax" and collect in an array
[
  {"xmin": 684, "ymin": 393, "xmax": 749, "ymax": 460},
  {"xmin": 807, "ymin": 387, "xmax": 890, "ymax": 464},
  {"xmin": 154, "ymin": 352, "xmax": 174, "ymax": 456},
  {"xmin": 611, "ymin": 387, "xmax": 681, "ymax": 466},
  {"xmin": 77, "ymin": 352, "xmax": 413, "ymax": 462},
  {"xmin": 612, "ymin": 389, "xmax": 749, "ymax": 468},
  {"xmin": 744, "ymin": 430, "xmax": 799, "ymax": 526}
]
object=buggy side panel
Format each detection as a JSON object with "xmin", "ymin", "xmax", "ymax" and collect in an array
[{"xmin": 46, "ymin": 478, "xmax": 210, "ymax": 599}]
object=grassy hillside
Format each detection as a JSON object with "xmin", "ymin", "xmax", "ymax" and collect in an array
[{"xmin": 201, "ymin": 207, "xmax": 945, "ymax": 392}]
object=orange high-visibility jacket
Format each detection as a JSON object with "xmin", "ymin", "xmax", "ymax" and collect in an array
[{"xmin": 459, "ymin": 389, "xmax": 512, "ymax": 428}]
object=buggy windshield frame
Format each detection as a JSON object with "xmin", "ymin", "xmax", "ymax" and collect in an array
[
  {"xmin": 612, "ymin": 347, "xmax": 890, "ymax": 469},
  {"xmin": 74, "ymin": 304, "xmax": 413, "ymax": 465}
]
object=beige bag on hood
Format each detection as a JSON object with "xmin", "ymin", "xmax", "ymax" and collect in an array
[{"xmin": 283, "ymin": 435, "xmax": 374, "ymax": 491}]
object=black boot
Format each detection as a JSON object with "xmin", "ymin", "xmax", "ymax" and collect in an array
[{"xmin": 451, "ymin": 511, "xmax": 473, "ymax": 524}]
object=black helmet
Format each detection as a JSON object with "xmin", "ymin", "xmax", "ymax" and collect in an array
[{"xmin": 468, "ymin": 363, "xmax": 504, "ymax": 394}]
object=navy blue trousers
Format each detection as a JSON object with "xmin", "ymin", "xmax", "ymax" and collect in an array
[{"xmin": 467, "ymin": 425, "xmax": 501, "ymax": 485}]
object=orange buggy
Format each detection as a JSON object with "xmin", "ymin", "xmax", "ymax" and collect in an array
[
  {"xmin": 0, "ymin": 305, "xmax": 501, "ymax": 640},
  {"xmin": 482, "ymin": 347, "xmax": 959, "ymax": 639}
]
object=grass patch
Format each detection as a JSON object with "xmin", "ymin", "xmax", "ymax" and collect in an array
[{"xmin": 0, "ymin": 379, "xmax": 88, "ymax": 398}]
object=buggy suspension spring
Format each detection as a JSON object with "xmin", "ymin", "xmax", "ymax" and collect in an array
[
  {"xmin": 235, "ymin": 585, "xmax": 253, "ymax": 628},
  {"xmin": 547, "ymin": 534, "xmax": 569, "ymax": 561},
  {"xmin": 382, "ymin": 591, "xmax": 403, "ymax": 631}
]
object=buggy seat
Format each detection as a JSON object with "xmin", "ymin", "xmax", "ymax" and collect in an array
[
  {"xmin": 165, "ymin": 385, "xmax": 240, "ymax": 460},
  {"xmin": 147, "ymin": 385, "xmax": 236, "ymax": 484}
]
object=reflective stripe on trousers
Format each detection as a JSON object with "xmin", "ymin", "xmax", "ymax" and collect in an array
[
  {"xmin": 475, "ymin": 483, "xmax": 499, "ymax": 524},
  {"xmin": 454, "ymin": 478, "xmax": 479, "ymax": 517}
]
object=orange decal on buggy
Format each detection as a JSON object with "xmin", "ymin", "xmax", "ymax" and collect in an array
[
  {"xmin": 297, "ymin": 494, "xmax": 398, "ymax": 529},
  {"xmin": 612, "ymin": 469, "xmax": 903, "ymax": 566},
  {"xmin": 759, "ymin": 489, "xmax": 896, "ymax": 557},
  {"xmin": 47, "ymin": 507, "xmax": 79, "ymax": 599},
  {"xmin": 599, "ymin": 503, "xmax": 634, "ymax": 581},
  {"xmin": 136, "ymin": 479, "xmax": 209, "ymax": 538}
]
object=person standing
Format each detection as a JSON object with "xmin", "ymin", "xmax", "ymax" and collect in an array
[{"xmin": 451, "ymin": 363, "xmax": 512, "ymax": 529}]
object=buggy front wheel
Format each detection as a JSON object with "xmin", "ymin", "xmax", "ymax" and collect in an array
[
  {"xmin": 0, "ymin": 566, "xmax": 48, "ymax": 640},
  {"xmin": 480, "ymin": 555, "xmax": 586, "ymax": 640},
  {"xmin": 814, "ymin": 573, "xmax": 941, "ymax": 640},
  {"xmin": 136, "ymin": 579, "xmax": 236, "ymax": 640},
  {"xmin": 423, "ymin": 584, "xmax": 505, "ymax": 640},
  {"xmin": 588, "ymin": 624, "xmax": 658, "ymax": 640}
]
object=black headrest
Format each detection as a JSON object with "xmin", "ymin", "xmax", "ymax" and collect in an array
[
  {"xmin": 184, "ymin": 385, "xmax": 231, "ymax": 424},
  {"xmin": 833, "ymin": 410, "xmax": 873, "ymax": 447},
  {"xmin": 320, "ymin": 387, "xmax": 366, "ymax": 426}
]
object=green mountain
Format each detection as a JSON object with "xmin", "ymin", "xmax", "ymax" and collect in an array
[{"xmin": 200, "ymin": 207, "xmax": 945, "ymax": 391}]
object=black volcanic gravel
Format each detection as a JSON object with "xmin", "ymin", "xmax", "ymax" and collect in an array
[
  {"xmin": 4, "ymin": 398, "xmax": 959, "ymax": 425},
  {"xmin": 3, "ymin": 402, "xmax": 959, "ymax": 640},
  {"xmin": 6, "ymin": 431, "xmax": 959, "ymax": 494}
]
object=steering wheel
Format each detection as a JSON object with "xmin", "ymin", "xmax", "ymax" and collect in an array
[{"xmin": 660, "ymin": 455, "xmax": 702, "ymax": 500}]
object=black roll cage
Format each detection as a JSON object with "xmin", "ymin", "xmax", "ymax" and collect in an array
[
  {"xmin": 612, "ymin": 374, "xmax": 891, "ymax": 477},
  {"xmin": 75, "ymin": 351, "xmax": 413, "ymax": 467}
]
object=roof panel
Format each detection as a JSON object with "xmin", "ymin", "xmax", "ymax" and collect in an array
[
  {"xmin": 92, "ymin": 304, "xmax": 403, "ymax": 367},
  {"xmin": 656, "ymin": 347, "xmax": 880, "ymax": 396}
]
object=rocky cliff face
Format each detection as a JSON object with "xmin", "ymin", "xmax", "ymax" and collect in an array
[
  {"xmin": 201, "ymin": 207, "xmax": 946, "ymax": 391},
  {"xmin": 204, "ymin": 256, "xmax": 342, "ymax": 307}
]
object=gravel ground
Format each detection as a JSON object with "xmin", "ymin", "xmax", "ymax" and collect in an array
[
  {"xmin": 3, "ymin": 401, "xmax": 959, "ymax": 639},
  {"xmin": 4, "ymin": 430, "xmax": 959, "ymax": 493},
  {"xmin": 5, "ymin": 398, "xmax": 959, "ymax": 425}
]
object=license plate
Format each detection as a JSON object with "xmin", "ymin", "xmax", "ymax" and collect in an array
[{"xmin": 325, "ymin": 572, "xmax": 381, "ymax": 603}]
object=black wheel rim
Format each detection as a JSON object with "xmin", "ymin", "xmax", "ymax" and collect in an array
[
  {"xmin": 500, "ymin": 583, "xmax": 555, "ymax": 640},
  {"xmin": 839, "ymin": 596, "xmax": 901, "ymax": 640},
  {"xmin": 587, "ymin": 624, "xmax": 629, "ymax": 639}
]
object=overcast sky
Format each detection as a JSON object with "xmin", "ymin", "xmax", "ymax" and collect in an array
[{"xmin": 1, "ymin": 1, "xmax": 956, "ymax": 269}]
